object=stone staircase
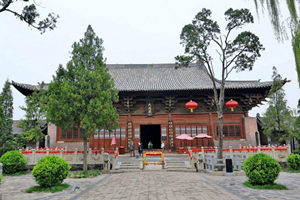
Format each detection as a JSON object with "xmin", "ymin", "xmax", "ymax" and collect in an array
[
  {"xmin": 110, "ymin": 153, "xmax": 196, "ymax": 173},
  {"xmin": 165, "ymin": 161, "xmax": 195, "ymax": 172},
  {"xmin": 111, "ymin": 155, "xmax": 143, "ymax": 173},
  {"xmin": 118, "ymin": 161, "xmax": 142, "ymax": 170}
]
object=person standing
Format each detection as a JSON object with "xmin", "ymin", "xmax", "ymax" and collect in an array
[
  {"xmin": 130, "ymin": 141, "xmax": 135, "ymax": 157},
  {"xmin": 161, "ymin": 141, "xmax": 165, "ymax": 153},
  {"xmin": 138, "ymin": 142, "xmax": 143, "ymax": 157},
  {"xmin": 148, "ymin": 141, "xmax": 153, "ymax": 150}
]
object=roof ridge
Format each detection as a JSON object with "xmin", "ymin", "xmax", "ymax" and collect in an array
[{"xmin": 107, "ymin": 63, "xmax": 200, "ymax": 69}]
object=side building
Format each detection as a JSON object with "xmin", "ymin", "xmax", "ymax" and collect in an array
[{"xmin": 13, "ymin": 63, "xmax": 276, "ymax": 151}]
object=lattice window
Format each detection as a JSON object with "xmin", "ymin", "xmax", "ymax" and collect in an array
[
  {"xmin": 134, "ymin": 127, "xmax": 140, "ymax": 139},
  {"xmin": 121, "ymin": 128, "xmax": 126, "ymax": 139}
]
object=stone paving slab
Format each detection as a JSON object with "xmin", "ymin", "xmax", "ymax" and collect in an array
[
  {"xmin": 0, "ymin": 173, "xmax": 110, "ymax": 200},
  {"xmin": 1, "ymin": 171, "xmax": 300, "ymax": 200},
  {"xmin": 203, "ymin": 172, "xmax": 300, "ymax": 200}
]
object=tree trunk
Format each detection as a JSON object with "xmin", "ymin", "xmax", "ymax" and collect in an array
[
  {"xmin": 217, "ymin": 111, "xmax": 224, "ymax": 158},
  {"xmin": 83, "ymin": 136, "xmax": 88, "ymax": 172},
  {"xmin": 217, "ymin": 109, "xmax": 224, "ymax": 171},
  {"xmin": 216, "ymin": 80, "xmax": 225, "ymax": 171}
]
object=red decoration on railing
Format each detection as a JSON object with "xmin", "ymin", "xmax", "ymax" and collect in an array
[
  {"xmin": 49, "ymin": 151, "xmax": 60, "ymax": 154},
  {"xmin": 192, "ymin": 149, "xmax": 202, "ymax": 153}
]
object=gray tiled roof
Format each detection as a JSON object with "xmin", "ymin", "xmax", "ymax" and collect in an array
[
  {"xmin": 108, "ymin": 63, "xmax": 272, "ymax": 91},
  {"xmin": 12, "ymin": 63, "xmax": 273, "ymax": 92}
]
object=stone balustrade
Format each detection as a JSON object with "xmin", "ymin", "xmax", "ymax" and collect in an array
[
  {"xmin": 20, "ymin": 148, "xmax": 119, "ymax": 170},
  {"xmin": 186, "ymin": 145, "xmax": 291, "ymax": 171}
]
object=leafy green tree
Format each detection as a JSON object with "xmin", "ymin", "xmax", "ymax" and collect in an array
[
  {"xmin": 0, "ymin": 80, "xmax": 18, "ymax": 156},
  {"xmin": 0, "ymin": 0, "xmax": 58, "ymax": 34},
  {"xmin": 262, "ymin": 67, "xmax": 294, "ymax": 142},
  {"xmin": 18, "ymin": 83, "xmax": 47, "ymax": 149},
  {"xmin": 175, "ymin": 8, "xmax": 264, "ymax": 163},
  {"xmin": 0, "ymin": 80, "xmax": 13, "ymax": 134},
  {"xmin": 47, "ymin": 25, "xmax": 119, "ymax": 171},
  {"xmin": 294, "ymin": 99, "xmax": 300, "ymax": 140},
  {"xmin": 253, "ymin": 0, "xmax": 300, "ymax": 86}
]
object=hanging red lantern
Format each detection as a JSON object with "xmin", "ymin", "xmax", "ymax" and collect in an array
[
  {"xmin": 185, "ymin": 100, "xmax": 198, "ymax": 113},
  {"xmin": 226, "ymin": 99, "xmax": 238, "ymax": 112}
]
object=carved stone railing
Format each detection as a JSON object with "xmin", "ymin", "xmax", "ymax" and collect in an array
[
  {"xmin": 186, "ymin": 145, "xmax": 291, "ymax": 172},
  {"xmin": 20, "ymin": 147, "xmax": 119, "ymax": 171}
]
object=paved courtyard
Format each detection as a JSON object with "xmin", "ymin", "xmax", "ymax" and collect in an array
[{"xmin": 1, "ymin": 171, "xmax": 300, "ymax": 200}]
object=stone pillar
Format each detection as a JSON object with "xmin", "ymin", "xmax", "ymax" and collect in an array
[
  {"xmin": 60, "ymin": 149, "xmax": 63, "ymax": 158},
  {"xmin": 272, "ymin": 146, "xmax": 276, "ymax": 159},
  {"xmin": 88, "ymin": 148, "xmax": 92, "ymax": 163},
  {"xmin": 45, "ymin": 135, "xmax": 50, "ymax": 148},
  {"xmin": 75, "ymin": 148, "xmax": 78, "ymax": 163},
  {"xmin": 258, "ymin": 145, "xmax": 261, "ymax": 153},
  {"xmin": 229, "ymin": 146, "xmax": 233, "ymax": 158},
  {"xmin": 32, "ymin": 149, "xmax": 36, "ymax": 164},
  {"xmin": 47, "ymin": 123, "xmax": 58, "ymax": 148},
  {"xmin": 287, "ymin": 144, "xmax": 292, "ymax": 155}
]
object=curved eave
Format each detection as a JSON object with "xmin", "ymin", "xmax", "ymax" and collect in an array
[{"xmin": 12, "ymin": 81, "xmax": 35, "ymax": 96}]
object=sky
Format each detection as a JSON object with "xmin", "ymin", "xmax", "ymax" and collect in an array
[{"xmin": 1, "ymin": 0, "xmax": 299, "ymax": 119}]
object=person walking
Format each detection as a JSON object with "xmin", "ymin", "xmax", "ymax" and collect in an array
[{"xmin": 130, "ymin": 141, "xmax": 135, "ymax": 157}]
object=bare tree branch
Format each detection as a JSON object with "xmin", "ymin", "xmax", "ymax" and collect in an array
[
  {"xmin": 0, "ymin": 0, "xmax": 12, "ymax": 12},
  {"xmin": 4, "ymin": 8, "xmax": 41, "ymax": 30}
]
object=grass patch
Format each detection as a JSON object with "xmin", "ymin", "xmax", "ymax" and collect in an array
[
  {"xmin": 3, "ymin": 171, "xmax": 27, "ymax": 176},
  {"xmin": 68, "ymin": 170, "xmax": 101, "ymax": 178},
  {"xmin": 282, "ymin": 169, "xmax": 300, "ymax": 173},
  {"xmin": 25, "ymin": 184, "xmax": 70, "ymax": 193},
  {"xmin": 243, "ymin": 181, "xmax": 288, "ymax": 190},
  {"xmin": 0, "ymin": 175, "xmax": 2, "ymax": 185}
]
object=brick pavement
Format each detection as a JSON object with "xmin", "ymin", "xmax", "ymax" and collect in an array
[{"xmin": 1, "ymin": 172, "xmax": 300, "ymax": 200}]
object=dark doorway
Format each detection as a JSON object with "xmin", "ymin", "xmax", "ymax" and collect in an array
[{"xmin": 140, "ymin": 125, "xmax": 161, "ymax": 149}]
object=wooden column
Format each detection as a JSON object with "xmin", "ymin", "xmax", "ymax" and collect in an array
[
  {"xmin": 127, "ymin": 121, "xmax": 133, "ymax": 150},
  {"xmin": 209, "ymin": 112, "xmax": 215, "ymax": 139}
]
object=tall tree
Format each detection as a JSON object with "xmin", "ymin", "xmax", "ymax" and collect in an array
[
  {"xmin": 294, "ymin": 99, "xmax": 300, "ymax": 140},
  {"xmin": 176, "ymin": 8, "xmax": 264, "ymax": 164},
  {"xmin": 0, "ymin": 80, "xmax": 25, "ymax": 155},
  {"xmin": 261, "ymin": 67, "xmax": 294, "ymax": 142},
  {"xmin": 0, "ymin": 98, "xmax": 18, "ymax": 156},
  {"xmin": 47, "ymin": 25, "xmax": 119, "ymax": 171},
  {"xmin": 0, "ymin": 0, "xmax": 58, "ymax": 34},
  {"xmin": 253, "ymin": 0, "xmax": 300, "ymax": 86},
  {"xmin": 18, "ymin": 83, "xmax": 47, "ymax": 149},
  {"xmin": 0, "ymin": 80, "xmax": 13, "ymax": 135}
]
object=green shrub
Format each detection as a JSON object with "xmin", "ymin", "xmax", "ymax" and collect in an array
[
  {"xmin": 0, "ymin": 150, "xmax": 27, "ymax": 174},
  {"xmin": 32, "ymin": 156, "xmax": 70, "ymax": 187},
  {"xmin": 287, "ymin": 154, "xmax": 300, "ymax": 170},
  {"xmin": 243, "ymin": 153, "xmax": 281, "ymax": 185}
]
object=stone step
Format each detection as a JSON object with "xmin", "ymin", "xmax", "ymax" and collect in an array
[
  {"xmin": 166, "ymin": 165, "xmax": 186, "ymax": 168},
  {"xmin": 120, "ymin": 163, "xmax": 140, "ymax": 166},
  {"xmin": 119, "ymin": 166, "xmax": 141, "ymax": 169},
  {"xmin": 110, "ymin": 169, "xmax": 142, "ymax": 173},
  {"xmin": 166, "ymin": 168, "xmax": 196, "ymax": 172}
]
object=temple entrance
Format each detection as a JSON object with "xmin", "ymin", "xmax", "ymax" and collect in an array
[{"xmin": 140, "ymin": 125, "xmax": 161, "ymax": 149}]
